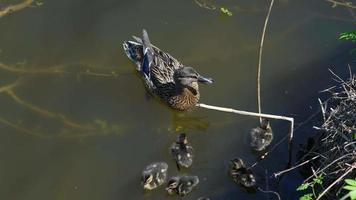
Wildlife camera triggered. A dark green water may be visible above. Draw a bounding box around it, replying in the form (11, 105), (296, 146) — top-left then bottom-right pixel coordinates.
(0, 0), (355, 199)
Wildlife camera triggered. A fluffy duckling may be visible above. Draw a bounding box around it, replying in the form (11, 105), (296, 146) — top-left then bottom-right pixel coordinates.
(141, 162), (168, 190)
(229, 158), (256, 188)
(166, 175), (199, 196)
(170, 133), (194, 170)
(250, 118), (273, 151)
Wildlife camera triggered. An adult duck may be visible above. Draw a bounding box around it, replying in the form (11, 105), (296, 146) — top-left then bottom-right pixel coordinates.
(123, 29), (213, 110)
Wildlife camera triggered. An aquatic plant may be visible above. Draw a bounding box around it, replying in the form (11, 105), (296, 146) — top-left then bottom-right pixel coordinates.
(293, 71), (356, 200)
(341, 179), (356, 200)
(297, 175), (324, 200)
(339, 31), (356, 42)
(220, 7), (233, 16)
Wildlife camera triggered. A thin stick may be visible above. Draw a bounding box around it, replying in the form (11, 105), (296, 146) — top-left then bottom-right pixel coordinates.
(273, 155), (320, 177)
(326, 0), (356, 9)
(0, 0), (35, 18)
(315, 162), (356, 200)
(196, 103), (294, 143)
(257, 0), (275, 123)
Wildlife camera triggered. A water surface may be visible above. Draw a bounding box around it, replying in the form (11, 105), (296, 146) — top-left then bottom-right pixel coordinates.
(0, 0), (355, 199)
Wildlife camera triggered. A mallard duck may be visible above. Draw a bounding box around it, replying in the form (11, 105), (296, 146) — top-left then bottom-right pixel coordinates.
(229, 158), (256, 188)
(250, 118), (273, 151)
(166, 174), (199, 196)
(170, 133), (194, 170)
(123, 29), (213, 110)
(141, 162), (168, 190)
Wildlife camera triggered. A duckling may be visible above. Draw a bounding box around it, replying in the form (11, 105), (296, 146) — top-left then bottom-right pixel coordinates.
(170, 133), (194, 170)
(229, 158), (256, 188)
(123, 29), (214, 110)
(141, 162), (168, 190)
(166, 175), (200, 196)
(250, 118), (273, 151)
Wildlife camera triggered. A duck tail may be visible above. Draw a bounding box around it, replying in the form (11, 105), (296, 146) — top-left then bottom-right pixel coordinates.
(123, 40), (143, 69)
(141, 29), (154, 77)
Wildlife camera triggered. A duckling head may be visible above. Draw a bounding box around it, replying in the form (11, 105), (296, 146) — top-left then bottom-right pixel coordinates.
(230, 158), (245, 170)
(174, 67), (213, 89)
(260, 118), (270, 130)
(178, 133), (188, 145)
(142, 174), (154, 190)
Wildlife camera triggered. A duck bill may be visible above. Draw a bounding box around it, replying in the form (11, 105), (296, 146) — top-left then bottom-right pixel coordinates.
(198, 75), (214, 84)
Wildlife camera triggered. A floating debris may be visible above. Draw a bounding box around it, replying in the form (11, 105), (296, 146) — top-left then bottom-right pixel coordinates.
(194, 0), (216, 10)
(170, 133), (194, 170)
(220, 7), (233, 16)
(250, 118), (273, 151)
(229, 158), (256, 188)
(166, 175), (200, 196)
(141, 162), (168, 190)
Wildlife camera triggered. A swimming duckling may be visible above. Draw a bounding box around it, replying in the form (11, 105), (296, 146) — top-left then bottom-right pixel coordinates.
(250, 118), (273, 151)
(170, 133), (194, 170)
(166, 174), (200, 196)
(123, 30), (214, 110)
(229, 158), (256, 188)
(141, 162), (168, 190)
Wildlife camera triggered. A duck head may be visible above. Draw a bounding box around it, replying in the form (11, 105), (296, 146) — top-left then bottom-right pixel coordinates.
(174, 67), (213, 88)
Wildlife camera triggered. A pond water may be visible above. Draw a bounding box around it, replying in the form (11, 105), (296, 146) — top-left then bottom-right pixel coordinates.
(0, 0), (355, 199)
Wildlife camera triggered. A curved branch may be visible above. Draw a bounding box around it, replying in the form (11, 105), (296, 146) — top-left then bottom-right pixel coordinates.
(257, 0), (275, 123)
(0, 0), (35, 18)
(6, 89), (94, 130)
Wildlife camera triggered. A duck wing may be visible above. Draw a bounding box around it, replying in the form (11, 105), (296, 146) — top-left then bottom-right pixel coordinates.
(136, 31), (184, 86)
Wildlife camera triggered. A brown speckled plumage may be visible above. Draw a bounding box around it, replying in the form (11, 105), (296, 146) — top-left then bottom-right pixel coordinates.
(123, 30), (212, 110)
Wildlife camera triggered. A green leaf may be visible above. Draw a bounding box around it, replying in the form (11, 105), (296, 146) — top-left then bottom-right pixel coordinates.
(220, 7), (233, 16)
(314, 175), (323, 185)
(297, 182), (311, 191)
(345, 179), (356, 187)
(350, 190), (356, 200)
(299, 193), (313, 200)
(339, 30), (356, 42)
(343, 185), (356, 191)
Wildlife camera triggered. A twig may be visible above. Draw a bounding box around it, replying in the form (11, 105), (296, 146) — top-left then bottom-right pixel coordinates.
(326, 0), (356, 9)
(196, 103), (294, 146)
(273, 155), (320, 177)
(257, 187), (281, 200)
(257, 0), (275, 123)
(6, 89), (94, 130)
(0, 62), (68, 74)
(315, 162), (356, 200)
(0, 0), (35, 18)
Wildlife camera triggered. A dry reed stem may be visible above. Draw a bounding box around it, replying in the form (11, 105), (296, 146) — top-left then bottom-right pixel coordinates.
(0, 0), (35, 18)
(257, 0), (275, 123)
(316, 162), (356, 200)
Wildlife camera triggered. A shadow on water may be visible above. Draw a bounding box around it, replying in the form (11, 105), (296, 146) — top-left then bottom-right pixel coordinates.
(0, 0), (355, 199)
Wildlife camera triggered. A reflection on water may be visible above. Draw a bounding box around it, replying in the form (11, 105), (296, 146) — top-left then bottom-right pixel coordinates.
(0, 0), (355, 199)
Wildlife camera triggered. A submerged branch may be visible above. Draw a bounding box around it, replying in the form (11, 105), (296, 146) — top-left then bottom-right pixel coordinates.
(326, 0), (356, 9)
(6, 89), (93, 130)
(0, 80), (22, 93)
(0, 62), (68, 75)
(0, 117), (48, 137)
(0, 0), (35, 18)
(0, 61), (124, 78)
